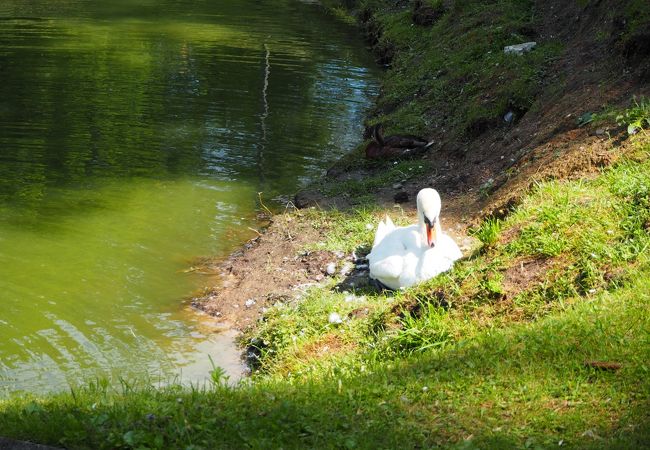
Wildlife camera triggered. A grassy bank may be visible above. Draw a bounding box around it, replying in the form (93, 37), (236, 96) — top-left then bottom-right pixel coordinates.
(2, 0), (650, 448)
(1, 135), (648, 449)
(324, 0), (648, 139)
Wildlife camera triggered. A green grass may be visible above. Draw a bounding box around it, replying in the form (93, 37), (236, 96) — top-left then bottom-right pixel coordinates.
(1, 261), (648, 448)
(471, 217), (502, 247)
(320, 158), (431, 199)
(303, 204), (412, 253)
(4, 138), (649, 449)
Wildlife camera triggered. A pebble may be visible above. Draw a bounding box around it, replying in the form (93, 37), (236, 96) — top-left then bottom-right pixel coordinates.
(340, 262), (354, 276)
(355, 264), (369, 270)
(504, 41), (537, 55)
(328, 312), (343, 324)
(333, 250), (345, 259)
(245, 299), (256, 308)
(392, 182), (403, 189)
(504, 111), (515, 123)
(326, 262), (337, 275)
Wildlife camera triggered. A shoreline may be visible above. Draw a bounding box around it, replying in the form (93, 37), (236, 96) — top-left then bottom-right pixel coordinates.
(190, 0), (649, 354)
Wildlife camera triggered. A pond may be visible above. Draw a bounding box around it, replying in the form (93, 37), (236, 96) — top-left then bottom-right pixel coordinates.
(0, 0), (378, 394)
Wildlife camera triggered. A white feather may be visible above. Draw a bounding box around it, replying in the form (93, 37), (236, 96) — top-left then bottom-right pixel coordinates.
(372, 215), (396, 247)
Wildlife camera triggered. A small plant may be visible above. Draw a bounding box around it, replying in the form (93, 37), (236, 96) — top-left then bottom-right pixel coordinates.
(616, 96), (650, 135)
(472, 217), (502, 247)
(390, 302), (451, 354)
(481, 272), (505, 299)
(208, 355), (230, 387)
(592, 96), (650, 135)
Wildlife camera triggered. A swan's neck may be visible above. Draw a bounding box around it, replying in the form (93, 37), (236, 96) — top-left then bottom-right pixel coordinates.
(418, 215), (442, 249)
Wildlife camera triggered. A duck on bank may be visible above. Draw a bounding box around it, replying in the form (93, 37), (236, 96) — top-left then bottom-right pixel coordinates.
(364, 123), (433, 159)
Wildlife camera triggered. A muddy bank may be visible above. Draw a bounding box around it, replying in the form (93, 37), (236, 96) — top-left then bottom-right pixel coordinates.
(191, 213), (343, 330)
(190, 193), (477, 330)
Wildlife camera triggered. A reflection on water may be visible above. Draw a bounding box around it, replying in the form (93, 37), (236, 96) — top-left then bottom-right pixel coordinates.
(0, 0), (378, 394)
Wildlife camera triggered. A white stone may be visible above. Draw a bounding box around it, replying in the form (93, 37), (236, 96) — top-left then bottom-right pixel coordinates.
(504, 41), (537, 55)
(340, 262), (354, 276)
(328, 312), (343, 324)
(326, 262), (336, 275)
(245, 299), (256, 308)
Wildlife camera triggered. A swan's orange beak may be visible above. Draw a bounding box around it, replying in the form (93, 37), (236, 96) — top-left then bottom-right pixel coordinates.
(426, 223), (437, 248)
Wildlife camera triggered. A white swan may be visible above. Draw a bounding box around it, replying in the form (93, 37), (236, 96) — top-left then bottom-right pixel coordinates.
(368, 188), (462, 290)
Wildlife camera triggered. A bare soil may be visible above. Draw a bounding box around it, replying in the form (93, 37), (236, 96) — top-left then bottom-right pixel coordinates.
(191, 214), (356, 330)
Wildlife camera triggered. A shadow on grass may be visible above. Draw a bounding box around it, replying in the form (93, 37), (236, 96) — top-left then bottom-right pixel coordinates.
(1, 282), (649, 449)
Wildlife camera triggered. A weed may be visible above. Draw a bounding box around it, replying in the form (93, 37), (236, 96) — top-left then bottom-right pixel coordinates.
(592, 96), (650, 135)
(389, 302), (451, 354)
(208, 355), (230, 387)
(472, 217), (502, 247)
(616, 96), (650, 135)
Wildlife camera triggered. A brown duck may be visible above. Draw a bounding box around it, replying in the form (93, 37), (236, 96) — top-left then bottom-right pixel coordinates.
(364, 124), (433, 160)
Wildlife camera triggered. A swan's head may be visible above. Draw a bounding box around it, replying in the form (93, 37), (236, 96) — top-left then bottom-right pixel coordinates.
(416, 188), (441, 248)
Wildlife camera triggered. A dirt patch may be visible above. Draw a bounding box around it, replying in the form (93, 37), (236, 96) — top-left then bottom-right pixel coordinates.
(502, 257), (554, 295)
(191, 214), (357, 330)
(294, 333), (357, 361)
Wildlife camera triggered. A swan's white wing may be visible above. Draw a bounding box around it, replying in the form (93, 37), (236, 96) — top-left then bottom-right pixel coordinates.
(372, 215), (396, 247)
(369, 254), (404, 280)
(369, 226), (420, 289)
(415, 234), (462, 281)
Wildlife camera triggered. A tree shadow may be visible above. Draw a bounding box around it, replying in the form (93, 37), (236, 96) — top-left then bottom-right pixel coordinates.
(1, 296), (648, 449)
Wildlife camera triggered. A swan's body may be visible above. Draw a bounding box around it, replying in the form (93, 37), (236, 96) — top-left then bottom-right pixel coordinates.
(368, 189), (461, 290)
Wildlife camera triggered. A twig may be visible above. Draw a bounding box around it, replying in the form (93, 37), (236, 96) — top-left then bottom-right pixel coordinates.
(257, 191), (274, 217)
(584, 361), (622, 371)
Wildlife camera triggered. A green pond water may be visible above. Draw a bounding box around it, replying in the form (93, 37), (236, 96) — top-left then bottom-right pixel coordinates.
(0, 0), (378, 394)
